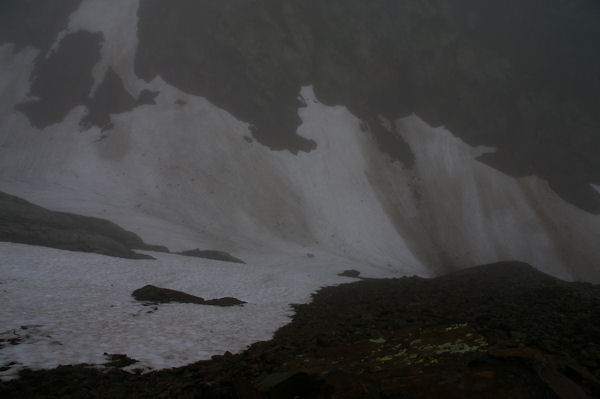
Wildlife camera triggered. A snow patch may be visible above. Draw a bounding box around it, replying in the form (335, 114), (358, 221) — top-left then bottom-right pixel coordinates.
(47, 0), (144, 95)
(0, 44), (38, 123)
(65, 0), (142, 95)
(0, 242), (392, 380)
(369, 115), (600, 281)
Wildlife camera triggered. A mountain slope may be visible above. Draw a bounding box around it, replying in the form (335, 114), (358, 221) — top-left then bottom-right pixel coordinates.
(0, 191), (166, 258)
(0, 0), (599, 281)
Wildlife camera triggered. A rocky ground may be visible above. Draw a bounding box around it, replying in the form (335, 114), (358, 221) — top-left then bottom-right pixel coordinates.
(1, 261), (599, 398)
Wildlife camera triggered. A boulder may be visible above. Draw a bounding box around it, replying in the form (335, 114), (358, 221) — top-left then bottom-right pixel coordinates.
(132, 285), (245, 307)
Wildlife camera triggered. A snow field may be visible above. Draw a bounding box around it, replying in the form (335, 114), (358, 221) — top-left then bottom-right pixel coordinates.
(0, 242), (388, 380)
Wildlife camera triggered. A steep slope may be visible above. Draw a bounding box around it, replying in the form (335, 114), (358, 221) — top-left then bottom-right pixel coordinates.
(0, 0), (599, 282)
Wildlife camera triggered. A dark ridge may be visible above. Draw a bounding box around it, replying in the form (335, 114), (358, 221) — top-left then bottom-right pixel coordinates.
(132, 285), (246, 307)
(81, 68), (138, 130)
(136, 0), (600, 213)
(136, 89), (159, 106)
(2, 261), (599, 397)
(177, 249), (246, 264)
(80, 69), (160, 131)
(0, 191), (168, 259)
(15, 30), (103, 129)
(0, 0), (82, 53)
(135, 0), (317, 155)
(547, 177), (600, 215)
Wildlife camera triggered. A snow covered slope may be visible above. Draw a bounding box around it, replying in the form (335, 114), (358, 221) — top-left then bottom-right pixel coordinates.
(0, 0), (599, 278)
(0, 0), (599, 376)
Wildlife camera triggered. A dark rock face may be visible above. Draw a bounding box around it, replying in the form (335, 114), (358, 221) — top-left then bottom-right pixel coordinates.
(0, 0), (83, 53)
(177, 249), (245, 264)
(136, 0), (317, 155)
(4, 1), (157, 132)
(0, 191), (167, 259)
(4, 1), (599, 212)
(136, 0), (600, 213)
(81, 68), (159, 131)
(132, 285), (246, 306)
(14, 32), (158, 132)
(80, 68), (137, 130)
(15, 30), (103, 129)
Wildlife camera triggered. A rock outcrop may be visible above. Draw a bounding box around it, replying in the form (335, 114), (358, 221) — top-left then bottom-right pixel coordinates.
(132, 285), (246, 307)
(177, 249), (245, 264)
(0, 191), (167, 259)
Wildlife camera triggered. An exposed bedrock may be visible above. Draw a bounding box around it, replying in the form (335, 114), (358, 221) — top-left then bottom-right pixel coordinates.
(0, 0), (83, 53)
(136, 0), (600, 213)
(0, 0), (598, 282)
(0, 191), (167, 259)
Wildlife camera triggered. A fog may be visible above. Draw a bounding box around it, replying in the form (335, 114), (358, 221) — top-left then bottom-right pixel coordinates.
(1, 0), (599, 376)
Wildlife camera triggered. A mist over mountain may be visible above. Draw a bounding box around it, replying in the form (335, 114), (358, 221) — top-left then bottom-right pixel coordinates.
(2, 0), (599, 280)
(1, 0), (600, 383)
